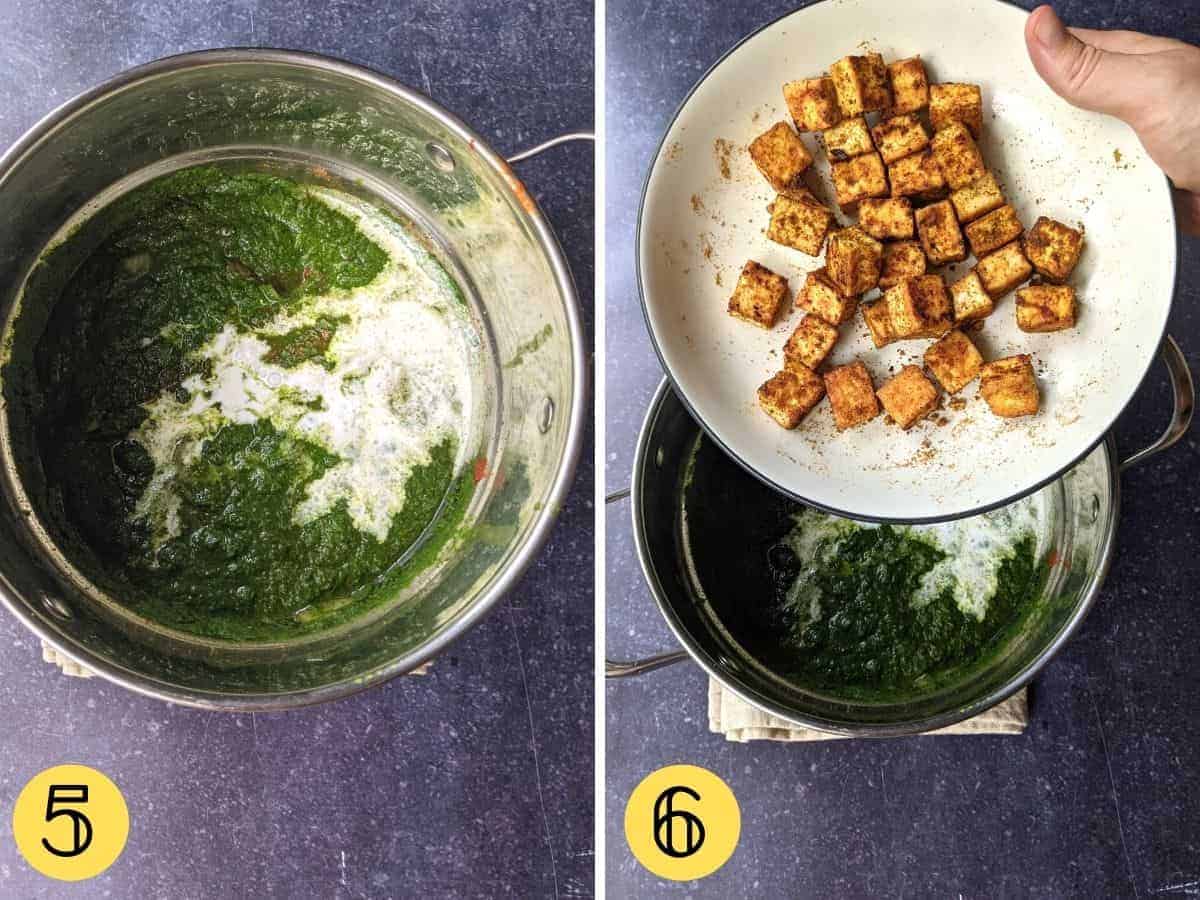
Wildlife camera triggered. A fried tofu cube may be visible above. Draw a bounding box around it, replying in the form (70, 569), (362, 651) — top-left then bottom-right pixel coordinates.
(783, 77), (843, 131)
(976, 241), (1032, 298)
(980, 355), (1039, 418)
(830, 53), (891, 116)
(884, 274), (951, 338)
(949, 270), (994, 322)
(888, 150), (946, 198)
(924, 329), (984, 393)
(758, 367), (825, 428)
(877, 365), (939, 429)
(965, 204), (1024, 257)
(930, 82), (983, 138)
(931, 122), (987, 190)
(887, 57), (929, 115)
(784, 314), (840, 370)
(862, 299), (897, 348)
(1016, 283), (1077, 332)
(748, 121), (814, 191)
(799, 267), (860, 325)
(823, 360), (880, 430)
(950, 172), (1005, 223)
(871, 114), (930, 164)
(822, 116), (875, 160)
(766, 192), (834, 256)
(915, 200), (967, 265)
(826, 227), (883, 296)
(831, 152), (889, 209)
(1024, 216), (1085, 282)
(879, 240), (927, 289)
(859, 198), (914, 241)
(728, 260), (789, 328)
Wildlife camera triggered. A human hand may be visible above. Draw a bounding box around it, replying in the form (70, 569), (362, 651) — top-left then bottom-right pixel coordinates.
(1024, 4), (1200, 234)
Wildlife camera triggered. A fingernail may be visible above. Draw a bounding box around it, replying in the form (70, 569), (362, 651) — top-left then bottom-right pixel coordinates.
(1033, 6), (1065, 49)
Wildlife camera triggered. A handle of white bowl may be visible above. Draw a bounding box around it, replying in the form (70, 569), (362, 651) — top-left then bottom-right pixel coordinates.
(1121, 335), (1194, 472)
(507, 132), (594, 164)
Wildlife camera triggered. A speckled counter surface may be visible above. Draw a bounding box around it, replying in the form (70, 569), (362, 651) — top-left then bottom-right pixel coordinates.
(0, 2), (593, 897)
(606, 1), (1199, 897)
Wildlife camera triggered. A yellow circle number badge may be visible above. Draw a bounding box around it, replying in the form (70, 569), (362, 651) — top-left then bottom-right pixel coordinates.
(624, 764), (740, 881)
(11, 764), (129, 881)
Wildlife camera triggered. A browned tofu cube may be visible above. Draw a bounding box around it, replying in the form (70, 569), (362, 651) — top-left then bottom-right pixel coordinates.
(823, 360), (880, 430)
(830, 53), (891, 116)
(871, 114), (930, 164)
(783, 77), (843, 132)
(931, 122), (986, 190)
(879, 240), (927, 289)
(784, 314), (839, 370)
(930, 82), (983, 138)
(980, 355), (1040, 418)
(924, 329), (984, 394)
(799, 267), (859, 325)
(766, 192), (834, 256)
(950, 172), (1005, 223)
(888, 150), (946, 198)
(949, 270), (994, 322)
(758, 367), (825, 428)
(884, 274), (951, 338)
(728, 260), (789, 328)
(1024, 216), (1085, 282)
(915, 200), (967, 265)
(1016, 283), (1077, 332)
(831, 152), (889, 209)
(859, 198), (914, 241)
(976, 241), (1032, 298)
(862, 299), (897, 348)
(965, 204), (1023, 257)
(748, 121), (814, 191)
(826, 227), (883, 296)
(887, 57), (929, 115)
(877, 365), (939, 429)
(822, 116), (875, 160)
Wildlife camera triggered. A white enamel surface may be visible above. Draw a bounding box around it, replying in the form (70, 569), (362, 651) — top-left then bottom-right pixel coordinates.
(639, 0), (1175, 520)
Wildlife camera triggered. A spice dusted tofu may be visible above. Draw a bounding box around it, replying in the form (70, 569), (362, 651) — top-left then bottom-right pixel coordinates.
(884, 274), (952, 339)
(930, 82), (983, 138)
(950, 172), (1005, 223)
(975, 241), (1032, 298)
(886, 57), (929, 115)
(888, 150), (946, 198)
(799, 267), (860, 325)
(930, 122), (986, 190)
(859, 198), (914, 241)
(924, 329), (984, 394)
(748, 121), (814, 191)
(980, 355), (1040, 418)
(826, 226), (883, 296)
(766, 192), (835, 256)
(862, 299), (897, 348)
(879, 240), (926, 289)
(758, 367), (826, 429)
(829, 53), (891, 116)
(728, 260), (789, 328)
(915, 200), (966, 265)
(949, 270), (994, 322)
(784, 314), (840, 370)
(964, 204), (1024, 257)
(831, 152), (889, 209)
(823, 360), (880, 430)
(1016, 282), (1077, 332)
(783, 77), (843, 131)
(1024, 216), (1085, 282)
(877, 365), (939, 429)
(871, 114), (930, 165)
(822, 116), (875, 161)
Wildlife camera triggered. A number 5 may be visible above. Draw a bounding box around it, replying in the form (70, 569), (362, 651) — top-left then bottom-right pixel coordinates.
(42, 785), (93, 858)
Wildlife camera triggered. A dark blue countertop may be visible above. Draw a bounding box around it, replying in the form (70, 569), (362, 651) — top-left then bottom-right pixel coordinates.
(0, 1), (593, 897)
(606, 1), (1200, 897)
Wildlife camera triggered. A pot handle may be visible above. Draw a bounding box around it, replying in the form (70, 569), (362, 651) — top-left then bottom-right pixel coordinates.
(506, 132), (594, 164)
(1121, 334), (1194, 472)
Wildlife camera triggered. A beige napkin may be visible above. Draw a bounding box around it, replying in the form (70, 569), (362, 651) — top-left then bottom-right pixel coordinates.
(708, 678), (1027, 741)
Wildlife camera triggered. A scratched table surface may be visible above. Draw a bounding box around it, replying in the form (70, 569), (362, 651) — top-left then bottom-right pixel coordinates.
(606, 1), (1200, 897)
(0, 1), (593, 897)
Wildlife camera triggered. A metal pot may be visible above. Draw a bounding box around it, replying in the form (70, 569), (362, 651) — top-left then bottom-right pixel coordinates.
(607, 337), (1192, 737)
(0, 50), (588, 709)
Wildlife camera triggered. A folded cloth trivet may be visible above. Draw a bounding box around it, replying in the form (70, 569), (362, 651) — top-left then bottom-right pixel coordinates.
(708, 678), (1027, 741)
